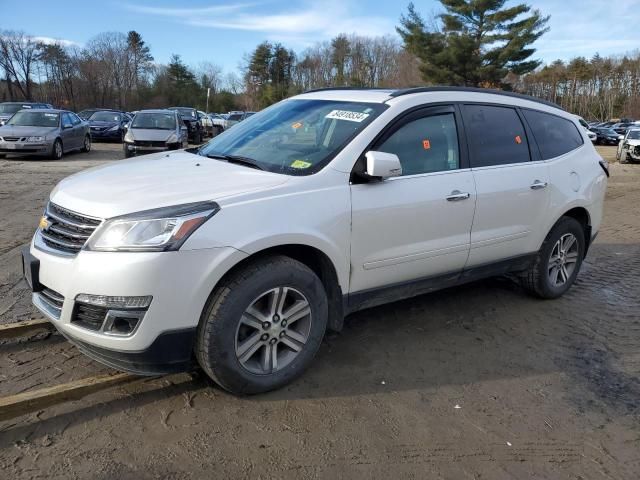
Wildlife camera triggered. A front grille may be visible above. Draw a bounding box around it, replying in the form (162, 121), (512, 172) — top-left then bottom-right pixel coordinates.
(39, 202), (102, 255)
(91, 127), (106, 132)
(2, 136), (23, 142)
(134, 140), (166, 148)
(72, 302), (108, 331)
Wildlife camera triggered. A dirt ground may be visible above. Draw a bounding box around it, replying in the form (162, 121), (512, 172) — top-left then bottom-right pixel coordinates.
(0, 144), (638, 479)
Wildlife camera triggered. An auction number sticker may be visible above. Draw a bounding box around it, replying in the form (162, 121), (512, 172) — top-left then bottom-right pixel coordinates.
(325, 110), (370, 122)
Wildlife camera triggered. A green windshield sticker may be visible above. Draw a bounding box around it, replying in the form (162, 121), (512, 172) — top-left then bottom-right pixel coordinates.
(291, 160), (312, 169)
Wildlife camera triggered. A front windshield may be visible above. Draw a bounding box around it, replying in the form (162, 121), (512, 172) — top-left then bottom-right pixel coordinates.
(0, 104), (30, 114)
(627, 130), (640, 140)
(198, 99), (386, 175)
(131, 113), (176, 130)
(7, 111), (59, 127)
(90, 111), (121, 122)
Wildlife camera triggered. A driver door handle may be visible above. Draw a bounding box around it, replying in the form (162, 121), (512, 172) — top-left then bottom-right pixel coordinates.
(530, 180), (548, 190)
(446, 190), (471, 201)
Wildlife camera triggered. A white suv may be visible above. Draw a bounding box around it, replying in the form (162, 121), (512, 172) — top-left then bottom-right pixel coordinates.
(23, 87), (608, 394)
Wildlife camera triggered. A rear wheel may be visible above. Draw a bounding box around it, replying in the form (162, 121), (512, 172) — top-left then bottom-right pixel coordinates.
(521, 217), (585, 299)
(196, 255), (328, 394)
(50, 139), (63, 160)
(124, 146), (134, 158)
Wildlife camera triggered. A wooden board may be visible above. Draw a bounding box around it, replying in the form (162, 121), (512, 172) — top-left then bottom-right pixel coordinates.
(0, 372), (140, 422)
(0, 319), (55, 340)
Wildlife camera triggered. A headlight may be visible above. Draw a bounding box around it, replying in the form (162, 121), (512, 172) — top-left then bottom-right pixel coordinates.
(86, 201), (219, 252)
(124, 131), (134, 143)
(108, 125), (120, 131)
(27, 136), (45, 142)
(166, 133), (178, 143)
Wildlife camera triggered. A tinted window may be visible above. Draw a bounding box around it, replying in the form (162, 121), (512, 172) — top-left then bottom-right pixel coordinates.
(462, 105), (530, 167)
(62, 113), (73, 127)
(522, 109), (584, 159)
(70, 112), (81, 125)
(90, 111), (121, 122)
(377, 113), (459, 176)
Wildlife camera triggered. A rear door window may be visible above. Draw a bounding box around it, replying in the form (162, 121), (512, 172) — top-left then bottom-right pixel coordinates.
(461, 104), (530, 167)
(521, 109), (584, 159)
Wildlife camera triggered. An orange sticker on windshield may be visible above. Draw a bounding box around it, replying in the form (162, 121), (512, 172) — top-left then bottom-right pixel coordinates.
(515, 135), (522, 144)
(422, 139), (431, 150)
(292, 122), (303, 129)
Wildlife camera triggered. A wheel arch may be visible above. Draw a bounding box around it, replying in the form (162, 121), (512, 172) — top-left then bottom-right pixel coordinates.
(556, 206), (592, 256)
(210, 244), (345, 332)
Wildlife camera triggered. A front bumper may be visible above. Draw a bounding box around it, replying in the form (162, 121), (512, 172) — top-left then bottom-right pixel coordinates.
(90, 129), (121, 140)
(0, 140), (52, 155)
(28, 237), (247, 372)
(124, 141), (180, 154)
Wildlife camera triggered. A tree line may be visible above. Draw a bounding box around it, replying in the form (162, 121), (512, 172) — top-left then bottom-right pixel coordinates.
(1, 1), (638, 120)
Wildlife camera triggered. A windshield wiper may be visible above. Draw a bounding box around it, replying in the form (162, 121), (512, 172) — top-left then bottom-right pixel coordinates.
(202, 153), (264, 170)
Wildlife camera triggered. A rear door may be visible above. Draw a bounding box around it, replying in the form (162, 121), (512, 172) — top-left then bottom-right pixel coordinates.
(461, 104), (550, 267)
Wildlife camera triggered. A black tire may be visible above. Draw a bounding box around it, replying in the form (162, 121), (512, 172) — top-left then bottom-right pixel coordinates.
(195, 255), (328, 394)
(124, 147), (134, 158)
(81, 134), (91, 153)
(50, 139), (63, 160)
(0, 154), (5, 159)
(520, 217), (585, 299)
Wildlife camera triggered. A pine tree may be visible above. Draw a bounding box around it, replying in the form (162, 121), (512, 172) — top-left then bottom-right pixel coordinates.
(397, 1), (549, 87)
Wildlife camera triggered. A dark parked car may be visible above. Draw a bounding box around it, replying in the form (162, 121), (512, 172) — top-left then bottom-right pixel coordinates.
(167, 107), (203, 144)
(592, 127), (621, 145)
(87, 110), (131, 142)
(612, 122), (635, 135)
(0, 102), (53, 125)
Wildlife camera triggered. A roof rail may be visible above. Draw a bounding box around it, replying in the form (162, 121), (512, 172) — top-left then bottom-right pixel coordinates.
(303, 87), (393, 94)
(389, 86), (563, 110)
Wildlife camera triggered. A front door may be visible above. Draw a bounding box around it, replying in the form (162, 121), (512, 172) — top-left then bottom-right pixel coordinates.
(349, 106), (476, 294)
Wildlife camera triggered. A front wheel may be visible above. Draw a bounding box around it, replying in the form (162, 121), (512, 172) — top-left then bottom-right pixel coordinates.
(521, 217), (585, 299)
(195, 255), (328, 394)
(82, 135), (91, 152)
(50, 139), (63, 160)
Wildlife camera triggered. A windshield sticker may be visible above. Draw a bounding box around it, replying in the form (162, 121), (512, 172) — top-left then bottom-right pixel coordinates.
(515, 135), (522, 144)
(290, 159), (312, 169)
(422, 139), (431, 150)
(44, 113), (57, 118)
(325, 110), (370, 123)
(292, 121), (303, 129)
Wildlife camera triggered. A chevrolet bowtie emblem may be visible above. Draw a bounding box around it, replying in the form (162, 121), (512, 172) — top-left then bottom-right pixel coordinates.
(38, 216), (50, 231)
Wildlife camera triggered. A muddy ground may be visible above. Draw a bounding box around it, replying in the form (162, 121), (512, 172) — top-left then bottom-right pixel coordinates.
(0, 144), (638, 479)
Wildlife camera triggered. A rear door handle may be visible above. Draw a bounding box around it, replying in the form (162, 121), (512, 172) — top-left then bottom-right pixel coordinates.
(530, 180), (548, 190)
(446, 190), (471, 201)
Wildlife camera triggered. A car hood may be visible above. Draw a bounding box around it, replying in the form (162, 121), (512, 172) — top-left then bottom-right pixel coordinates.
(50, 150), (289, 218)
(625, 139), (640, 146)
(129, 128), (176, 141)
(0, 125), (58, 137)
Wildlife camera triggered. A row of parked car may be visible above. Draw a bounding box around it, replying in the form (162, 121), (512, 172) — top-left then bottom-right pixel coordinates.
(0, 101), (257, 160)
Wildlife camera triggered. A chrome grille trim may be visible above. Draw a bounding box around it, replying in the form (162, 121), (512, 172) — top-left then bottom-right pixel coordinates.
(33, 287), (65, 321)
(35, 202), (103, 256)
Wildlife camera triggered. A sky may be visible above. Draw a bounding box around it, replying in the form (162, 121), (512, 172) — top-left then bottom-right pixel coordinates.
(2, 0), (639, 74)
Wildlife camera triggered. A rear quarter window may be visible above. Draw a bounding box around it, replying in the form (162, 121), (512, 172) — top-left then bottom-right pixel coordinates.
(521, 109), (584, 160)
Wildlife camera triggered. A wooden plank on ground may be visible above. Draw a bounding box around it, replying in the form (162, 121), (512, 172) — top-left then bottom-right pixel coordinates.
(0, 319), (54, 340)
(0, 372), (140, 422)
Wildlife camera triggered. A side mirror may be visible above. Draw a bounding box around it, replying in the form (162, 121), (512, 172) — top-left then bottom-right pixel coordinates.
(123, 123), (130, 130)
(365, 151), (402, 179)
(181, 125), (187, 131)
(63, 124), (72, 130)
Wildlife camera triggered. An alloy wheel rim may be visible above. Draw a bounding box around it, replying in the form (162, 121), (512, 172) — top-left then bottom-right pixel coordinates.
(55, 142), (62, 158)
(548, 233), (579, 287)
(235, 287), (312, 375)
(85, 136), (91, 151)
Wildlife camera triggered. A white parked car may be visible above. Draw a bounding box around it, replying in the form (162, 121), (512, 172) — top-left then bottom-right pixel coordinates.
(23, 87), (608, 394)
(616, 128), (640, 162)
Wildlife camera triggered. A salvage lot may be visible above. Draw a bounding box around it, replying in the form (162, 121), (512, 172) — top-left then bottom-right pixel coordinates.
(0, 145), (639, 478)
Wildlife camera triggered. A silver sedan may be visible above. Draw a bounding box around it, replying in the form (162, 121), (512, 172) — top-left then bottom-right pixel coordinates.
(123, 109), (188, 158)
(0, 109), (90, 160)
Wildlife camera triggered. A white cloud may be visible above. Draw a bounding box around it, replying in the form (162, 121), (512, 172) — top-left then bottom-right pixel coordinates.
(33, 36), (80, 47)
(123, 0), (395, 43)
